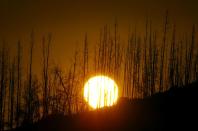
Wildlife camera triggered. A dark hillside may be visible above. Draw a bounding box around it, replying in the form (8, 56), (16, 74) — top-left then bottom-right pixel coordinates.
(14, 81), (198, 131)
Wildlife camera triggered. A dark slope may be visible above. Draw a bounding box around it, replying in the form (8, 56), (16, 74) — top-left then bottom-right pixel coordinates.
(14, 81), (198, 131)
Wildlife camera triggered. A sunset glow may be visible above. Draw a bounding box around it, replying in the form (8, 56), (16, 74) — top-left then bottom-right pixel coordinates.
(84, 75), (118, 109)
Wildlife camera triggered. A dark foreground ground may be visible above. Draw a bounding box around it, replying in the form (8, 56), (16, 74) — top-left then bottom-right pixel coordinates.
(14, 81), (198, 131)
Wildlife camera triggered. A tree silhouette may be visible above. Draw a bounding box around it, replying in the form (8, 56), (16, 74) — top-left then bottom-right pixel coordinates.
(0, 13), (198, 130)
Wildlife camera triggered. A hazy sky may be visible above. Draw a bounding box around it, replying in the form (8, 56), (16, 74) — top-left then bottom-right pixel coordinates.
(0, 0), (198, 73)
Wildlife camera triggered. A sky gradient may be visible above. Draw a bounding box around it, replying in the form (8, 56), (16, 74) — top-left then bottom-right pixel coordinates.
(0, 0), (198, 73)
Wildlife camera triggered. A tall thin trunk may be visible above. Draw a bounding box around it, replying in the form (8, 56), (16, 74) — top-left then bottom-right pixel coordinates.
(169, 25), (176, 88)
(16, 41), (22, 127)
(9, 60), (15, 129)
(27, 31), (34, 123)
(159, 11), (168, 92)
(0, 42), (6, 131)
(42, 34), (51, 117)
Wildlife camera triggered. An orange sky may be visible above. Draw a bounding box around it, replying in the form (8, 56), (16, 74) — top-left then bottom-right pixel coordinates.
(0, 0), (198, 74)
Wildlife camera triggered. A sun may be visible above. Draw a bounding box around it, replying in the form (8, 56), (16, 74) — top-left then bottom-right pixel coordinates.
(84, 75), (118, 109)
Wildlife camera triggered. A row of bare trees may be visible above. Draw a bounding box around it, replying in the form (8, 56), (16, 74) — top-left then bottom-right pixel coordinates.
(0, 14), (198, 130)
(122, 14), (198, 98)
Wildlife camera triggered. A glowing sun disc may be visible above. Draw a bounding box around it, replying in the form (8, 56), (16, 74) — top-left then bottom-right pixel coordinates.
(84, 75), (118, 109)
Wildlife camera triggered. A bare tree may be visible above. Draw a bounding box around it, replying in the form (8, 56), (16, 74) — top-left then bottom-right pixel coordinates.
(25, 31), (34, 124)
(168, 25), (176, 88)
(16, 40), (22, 127)
(0, 41), (7, 131)
(159, 11), (168, 92)
(42, 34), (52, 117)
(8, 60), (16, 129)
